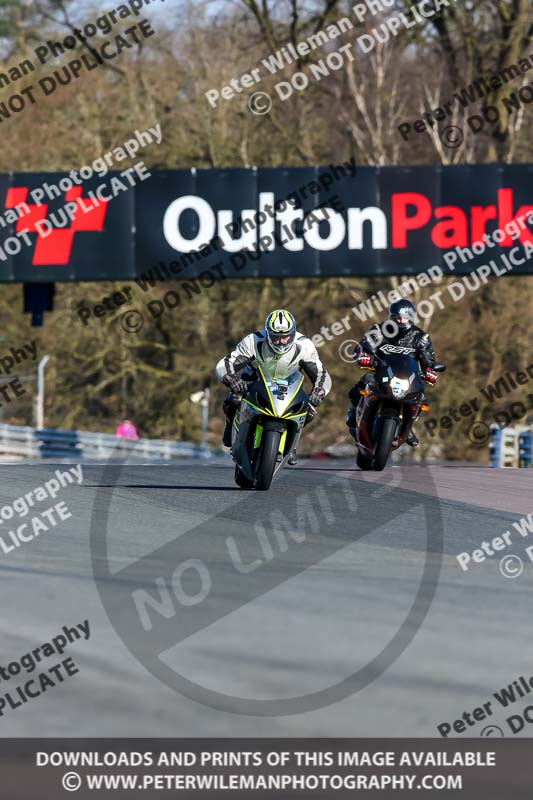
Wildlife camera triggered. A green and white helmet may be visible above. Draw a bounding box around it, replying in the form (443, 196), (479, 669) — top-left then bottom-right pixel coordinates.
(265, 309), (297, 354)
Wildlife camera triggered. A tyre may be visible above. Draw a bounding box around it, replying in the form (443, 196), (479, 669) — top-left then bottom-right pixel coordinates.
(372, 417), (398, 471)
(356, 450), (372, 471)
(255, 428), (282, 491)
(234, 464), (253, 489)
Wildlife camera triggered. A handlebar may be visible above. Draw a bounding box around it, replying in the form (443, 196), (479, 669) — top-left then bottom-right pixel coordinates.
(358, 354), (447, 380)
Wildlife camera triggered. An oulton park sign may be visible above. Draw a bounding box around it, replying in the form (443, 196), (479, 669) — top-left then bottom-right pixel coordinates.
(0, 163), (531, 281)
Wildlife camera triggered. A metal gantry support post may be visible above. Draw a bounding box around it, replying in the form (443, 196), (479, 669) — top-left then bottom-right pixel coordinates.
(36, 355), (50, 430)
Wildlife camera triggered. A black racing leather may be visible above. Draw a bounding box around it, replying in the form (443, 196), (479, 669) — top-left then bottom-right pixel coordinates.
(360, 323), (436, 369)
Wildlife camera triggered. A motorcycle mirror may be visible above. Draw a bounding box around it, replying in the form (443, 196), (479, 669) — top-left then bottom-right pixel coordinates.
(433, 362), (446, 373)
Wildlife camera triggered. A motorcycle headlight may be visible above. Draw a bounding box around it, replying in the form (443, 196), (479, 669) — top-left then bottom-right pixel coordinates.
(390, 377), (410, 398)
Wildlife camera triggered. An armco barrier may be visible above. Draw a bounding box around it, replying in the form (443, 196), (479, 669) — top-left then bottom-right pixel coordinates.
(0, 423), (213, 460)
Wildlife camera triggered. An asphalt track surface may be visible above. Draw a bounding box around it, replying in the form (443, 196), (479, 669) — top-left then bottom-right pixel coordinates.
(1, 456), (532, 737)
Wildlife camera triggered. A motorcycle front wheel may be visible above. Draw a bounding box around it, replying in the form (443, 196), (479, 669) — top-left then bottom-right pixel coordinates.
(356, 450), (372, 471)
(255, 428), (282, 491)
(372, 417), (397, 471)
(234, 464), (254, 489)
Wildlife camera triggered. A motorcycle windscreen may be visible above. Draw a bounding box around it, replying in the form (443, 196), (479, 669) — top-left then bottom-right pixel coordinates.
(378, 353), (420, 380)
(259, 367), (305, 416)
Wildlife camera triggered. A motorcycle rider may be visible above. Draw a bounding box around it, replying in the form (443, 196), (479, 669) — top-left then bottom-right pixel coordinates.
(216, 309), (332, 465)
(347, 299), (439, 447)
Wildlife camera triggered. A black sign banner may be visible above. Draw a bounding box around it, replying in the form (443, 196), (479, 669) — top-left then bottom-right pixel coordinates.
(0, 164), (532, 281)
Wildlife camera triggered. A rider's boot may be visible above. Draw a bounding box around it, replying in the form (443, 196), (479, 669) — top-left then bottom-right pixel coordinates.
(222, 395), (239, 448)
(346, 405), (358, 443)
(222, 421), (232, 447)
(289, 405), (317, 464)
(405, 406), (421, 447)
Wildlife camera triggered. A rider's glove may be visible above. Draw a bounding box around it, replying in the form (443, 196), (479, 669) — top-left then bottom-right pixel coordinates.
(222, 373), (247, 395)
(357, 353), (373, 368)
(423, 367), (438, 384)
(309, 387), (326, 407)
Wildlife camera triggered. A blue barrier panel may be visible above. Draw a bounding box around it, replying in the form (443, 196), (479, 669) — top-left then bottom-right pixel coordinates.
(488, 425), (503, 468)
(519, 431), (532, 468)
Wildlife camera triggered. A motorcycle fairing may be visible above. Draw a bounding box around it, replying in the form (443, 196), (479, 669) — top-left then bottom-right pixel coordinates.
(231, 365), (309, 482)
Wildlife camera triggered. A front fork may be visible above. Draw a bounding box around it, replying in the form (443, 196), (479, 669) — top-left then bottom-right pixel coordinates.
(396, 401), (429, 446)
(396, 404), (415, 445)
(374, 403), (402, 446)
(253, 422), (288, 455)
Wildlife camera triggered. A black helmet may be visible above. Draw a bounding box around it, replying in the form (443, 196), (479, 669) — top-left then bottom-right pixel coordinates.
(389, 300), (416, 331)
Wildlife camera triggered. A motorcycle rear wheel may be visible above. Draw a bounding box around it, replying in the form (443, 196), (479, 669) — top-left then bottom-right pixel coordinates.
(255, 429), (282, 490)
(372, 417), (397, 471)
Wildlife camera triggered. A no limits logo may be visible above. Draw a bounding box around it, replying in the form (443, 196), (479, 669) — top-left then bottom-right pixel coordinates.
(3, 186), (108, 265)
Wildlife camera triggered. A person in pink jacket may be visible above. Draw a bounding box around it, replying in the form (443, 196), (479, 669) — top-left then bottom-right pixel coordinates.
(115, 420), (139, 440)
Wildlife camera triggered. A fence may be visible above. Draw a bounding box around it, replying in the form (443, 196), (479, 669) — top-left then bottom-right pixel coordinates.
(0, 423), (213, 460)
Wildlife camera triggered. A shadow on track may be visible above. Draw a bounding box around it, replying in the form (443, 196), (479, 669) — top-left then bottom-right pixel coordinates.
(86, 484), (242, 491)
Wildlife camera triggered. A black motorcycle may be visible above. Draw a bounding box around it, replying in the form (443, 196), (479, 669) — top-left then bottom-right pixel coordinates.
(231, 365), (310, 490)
(352, 353), (446, 471)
